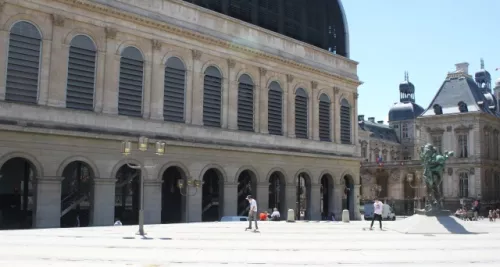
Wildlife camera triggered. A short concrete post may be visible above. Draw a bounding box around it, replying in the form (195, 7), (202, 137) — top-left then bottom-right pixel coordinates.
(287, 209), (295, 222)
(342, 209), (350, 223)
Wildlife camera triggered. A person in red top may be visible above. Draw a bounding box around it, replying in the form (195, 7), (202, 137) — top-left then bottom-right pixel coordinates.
(259, 211), (268, 221)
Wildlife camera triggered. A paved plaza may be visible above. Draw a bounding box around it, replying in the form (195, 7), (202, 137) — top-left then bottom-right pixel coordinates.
(1, 219), (500, 266)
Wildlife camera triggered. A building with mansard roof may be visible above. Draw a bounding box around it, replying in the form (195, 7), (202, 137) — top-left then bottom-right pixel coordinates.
(0, 0), (361, 229)
(359, 62), (500, 215)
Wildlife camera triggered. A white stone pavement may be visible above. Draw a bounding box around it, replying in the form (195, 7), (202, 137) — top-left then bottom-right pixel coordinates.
(1, 219), (500, 266)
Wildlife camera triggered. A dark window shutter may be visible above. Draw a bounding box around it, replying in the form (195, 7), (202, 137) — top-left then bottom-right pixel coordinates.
(294, 88), (308, 139)
(118, 47), (144, 117)
(5, 21), (42, 104)
(340, 99), (351, 144)
(229, 0), (253, 23)
(66, 35), (96, 111)
(268, 81), (283, 135)
(164, 57), (186, 122)
(203, 66), (222, 127)
(237, 74), (254, 131)
(319, 94), (331, 141)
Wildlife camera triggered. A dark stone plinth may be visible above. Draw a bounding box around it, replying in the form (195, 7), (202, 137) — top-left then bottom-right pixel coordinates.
(414, 209), (452, 216)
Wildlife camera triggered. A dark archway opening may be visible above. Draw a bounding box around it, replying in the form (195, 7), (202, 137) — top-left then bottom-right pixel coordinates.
(114, 165), (140, 225)
(202, 168), (223, 222)
(268, 171), (286, 216)
(161, 166), (185, 223)
(403, 174), (416, 216)
(320, 174), (334, 220)
(237, 170), (257, 216)
(296, 173), (312, 220)
(0, 157), (36, 229)
(375, 170), (389, 200)
(60, 161), (93, 227)
(343, 175), (354, 219)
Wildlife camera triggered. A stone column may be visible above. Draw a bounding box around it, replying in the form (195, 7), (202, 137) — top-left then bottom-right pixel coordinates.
(0, 30), (9, 100)
(143, 179), (162, 224)
(91, 178), (116, 226)
(35, 176), (63, 228)
(333, 187), (342, 220)
(256, 183), (269, 212)
(185, 67), (194, 124)
(186, 187), (202, 222)
(284, 184), (296, 219)
(94, 50), (106, 113)
(227, 59), (238, 130)
(354, 184), (361, 220)
(142, 61), (152, 119)
(309, 184), (321, 220)
(102, 28), (119, 115)
(191, 50), (203, 125)
(223, 182), (237, 216)
(149, 40), (164, 121)
(286, 75), (295, 138)
(47, 15), (68, 108)
(258, 68), (268, 134)
(38, 37), (52, 106)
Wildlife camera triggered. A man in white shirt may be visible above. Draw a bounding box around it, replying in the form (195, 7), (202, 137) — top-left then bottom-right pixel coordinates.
(246, 195), (259, 231)
(370, 198), (383, 230)
(270, 208), (280, 221)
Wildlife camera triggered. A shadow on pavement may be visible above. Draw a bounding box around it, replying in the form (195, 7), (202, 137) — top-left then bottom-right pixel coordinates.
(437, 216), (476, 234)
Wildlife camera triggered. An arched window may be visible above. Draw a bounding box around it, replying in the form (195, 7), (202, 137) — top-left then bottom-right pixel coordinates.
(203, 66), (222, 127)
(294, 88), (308, 139)
(66, 35), (97, 111)
(164, 57), (186, 122)
(237, 74), (254, 131)
(318, 93), (331, 141)
(458, 101), (468, 113)
(268, 81), (283, 136)
(459, 172), (468, 198)
(6, 21), (42, 104)
(340, 98), (351, 144)
(433, 104), (443, 115)
(118, 47), (144, 117)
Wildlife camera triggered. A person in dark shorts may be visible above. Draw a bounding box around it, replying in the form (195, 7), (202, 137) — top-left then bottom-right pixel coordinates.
(245, 195), (258, 231)
(370, 198), (383, 230)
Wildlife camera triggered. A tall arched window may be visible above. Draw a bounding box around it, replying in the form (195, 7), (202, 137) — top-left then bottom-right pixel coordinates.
(118, 47), (144, 117)
(340, 98), (351, 144)
(459, 172), (468, 198)
(319, 93), (331, 141)
(295, 88), (308, 139)
(66, 35), (97, 111)
(268, 81), (283, 136)
(164, 57), (186, 122)
(203, 66), (222, 127)
(237, 74), (254, 132)
(5, 21), (42, 104)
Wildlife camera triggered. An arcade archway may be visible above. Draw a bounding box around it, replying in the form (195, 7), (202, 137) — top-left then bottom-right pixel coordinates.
(296, 173), (312, 220)
(114, 165), (140, 225)
(320, 174), (334, 220)
(202, 168), (224, 222)
(375, 170), (389, 200)
(0, 157), (37, 229)
(343, 175), (355, 219)
(161, 166), (186, 223)
(237, 170), (257, 216)
(60, 161), (94, 227)
(268, 171), (286, 216)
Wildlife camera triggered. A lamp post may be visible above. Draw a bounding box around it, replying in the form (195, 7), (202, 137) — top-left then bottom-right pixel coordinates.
(177, 178), (203, 196)
(121, 136), (165, 236)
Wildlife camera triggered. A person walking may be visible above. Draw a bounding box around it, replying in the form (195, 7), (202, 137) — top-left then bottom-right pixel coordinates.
(370, 198), (383, 230)
(245, 195), (259, 231)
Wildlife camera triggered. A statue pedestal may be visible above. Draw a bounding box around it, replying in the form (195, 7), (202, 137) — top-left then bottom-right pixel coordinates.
(387, 213), (487, 235)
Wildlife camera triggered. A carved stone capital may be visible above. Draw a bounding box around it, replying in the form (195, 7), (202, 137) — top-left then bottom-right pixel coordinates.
(354, 93), (359, 100)
(105, 27), (117, 39)
(192, 49), (202, 60)
(227, 59), (235, 69)
(334, 86), (340, 94)
(311, 81), (318, 89)
(51, 14), (65, 27)
(152, 39), (162, 51)
(259, 67), (267, 76)
(286, 74), (294, 83)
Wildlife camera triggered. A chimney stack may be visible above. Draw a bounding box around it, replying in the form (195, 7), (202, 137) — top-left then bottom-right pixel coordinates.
(368, 117), (375, 123)
(455, 62), (469, 74)
(377, 120), (384, 124)
(358, 115), (365, 121)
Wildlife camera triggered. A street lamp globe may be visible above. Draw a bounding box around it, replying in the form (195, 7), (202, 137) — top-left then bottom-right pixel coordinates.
(155, 141), (166, 155)
(121, 141), (132, 156)
(138, 136), (149, 152)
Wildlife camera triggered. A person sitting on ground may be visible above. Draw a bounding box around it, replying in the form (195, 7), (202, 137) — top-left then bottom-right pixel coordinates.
(270, 208), (280, 221)
(259, 211), (268, 221)
(114, 218), (122, 226)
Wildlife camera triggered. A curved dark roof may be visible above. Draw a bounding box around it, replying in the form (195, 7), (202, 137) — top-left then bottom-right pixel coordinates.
(399, 81), (415, 94)
(181, 0), (349, 57)
(359, 120), (399, 143)
(388, 102), (424, 122)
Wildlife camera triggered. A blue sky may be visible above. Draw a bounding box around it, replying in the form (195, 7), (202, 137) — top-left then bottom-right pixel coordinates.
(342, 0), (500, 123)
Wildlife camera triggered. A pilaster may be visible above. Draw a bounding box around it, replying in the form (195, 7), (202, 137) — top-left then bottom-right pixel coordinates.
(353, 184), (361, 220)
(91, 178), (116, 226)
(284, 184), (296, 218)
(35, 176), (63, 228)
(309, 184), (321, 220)
(333, 187), (342, 219)
(142, 61), (152, 119)
(333, 87), (340, 143)
(287, 83), (295, 138)
(256, 183), (269, 212)
(191, 50), (203, 125)
(0, 30), (8, 100)
(223, 182), (237, 216)
(94, 51), (106, 113)
(38, 38), (52, 106)
(102, 28), (119, 115)
(143, 179), (162, 224)
(258, 68), (268, 134)
(47, 15), (68, 108)
(149, 41), (164, 120)
(312, 88), (319, 141)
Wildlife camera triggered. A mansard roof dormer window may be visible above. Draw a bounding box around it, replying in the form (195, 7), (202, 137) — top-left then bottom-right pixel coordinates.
(433, 104), (443, 115)
(458, 101), (468, 113)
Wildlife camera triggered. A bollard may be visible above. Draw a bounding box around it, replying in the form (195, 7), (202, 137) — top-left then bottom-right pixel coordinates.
(287, 209), (295, 222)
(342, 209), (350, 223)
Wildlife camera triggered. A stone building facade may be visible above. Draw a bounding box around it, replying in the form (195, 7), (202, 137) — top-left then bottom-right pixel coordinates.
(359, 62), (500, 214)
(0, 0), (361, 229)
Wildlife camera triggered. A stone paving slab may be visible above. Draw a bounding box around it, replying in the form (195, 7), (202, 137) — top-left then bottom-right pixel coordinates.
(0, 220), (500, 266)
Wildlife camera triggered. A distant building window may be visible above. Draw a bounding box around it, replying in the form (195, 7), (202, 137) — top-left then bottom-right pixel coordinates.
(340, 99), (351, 144)
(393, 124), (399, 129)
(459, 172), (469, 198)
(457, 133), (468, 158)
(432, 135), (442, 154)
(402, 123), (408, 138)
(433, 104), (443, 115)
(458, 101), (468, 113)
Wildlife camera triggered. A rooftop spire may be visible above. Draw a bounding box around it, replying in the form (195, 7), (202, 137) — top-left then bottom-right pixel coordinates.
(480, 58), (485, 69)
